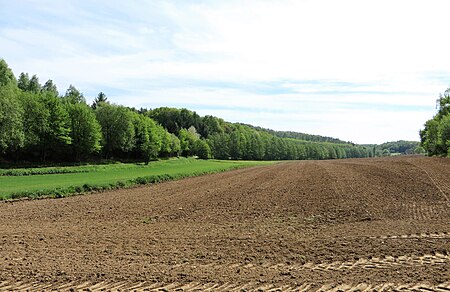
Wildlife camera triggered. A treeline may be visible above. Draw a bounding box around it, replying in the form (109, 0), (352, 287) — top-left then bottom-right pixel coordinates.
(245, 125), (349, 144)
(0, 59), (187, 163)
(420, 87), (450, 157)
(378, 140), (421, 155)
(363, 140), (424, 157)
(145, 107), (372, 160)
(379, 140), (422, 154)
(0, 58), (373, 163)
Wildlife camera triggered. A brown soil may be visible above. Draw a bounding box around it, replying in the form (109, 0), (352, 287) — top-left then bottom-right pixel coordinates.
(0, 156), (449, 291)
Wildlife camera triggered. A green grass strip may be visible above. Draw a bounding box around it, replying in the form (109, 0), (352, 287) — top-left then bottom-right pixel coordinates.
(0, 158), (274, 200)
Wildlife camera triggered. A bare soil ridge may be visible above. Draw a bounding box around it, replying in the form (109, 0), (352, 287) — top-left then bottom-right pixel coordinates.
(0, 156), (449, 290)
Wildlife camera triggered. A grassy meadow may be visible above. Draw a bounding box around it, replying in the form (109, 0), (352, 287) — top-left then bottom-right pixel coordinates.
(0, 158), (273, 200)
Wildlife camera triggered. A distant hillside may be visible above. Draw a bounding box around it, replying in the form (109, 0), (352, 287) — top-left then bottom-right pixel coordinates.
(244, 125), (424, 156)
(147, 107), (373, 160)
(241, 124), (349, 144)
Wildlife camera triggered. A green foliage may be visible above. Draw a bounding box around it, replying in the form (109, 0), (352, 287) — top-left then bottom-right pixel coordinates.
(179, 127), (199, 157)
(246, 125), (349, 144)
(436, 88), (450, 118)
(437, 115), (450, 154)
(42, 80), (59, 96)
(206, 125), (371, 161)
(0, 166), (90, 176)
(20, 91), (48, 151)
(92, 92), (107, 109)
(207, 133), (230, 159)
(229, 130), (244, 159)
(420, 87), (450, 157)
(64, 85), (86, 104)
(169, 133), (181, 157)
(198, 115), (225, 138)
(28, 75), (41, 93)
(132, 113), (162, 163)
(0, 59), (17, 87)
(0, 58), (382, 164)
(367, 140), (421, 156)
(148, 107), (202, 134)
(66, 102), (102, 160)
(42, 92), (72, 159)
(0, 60), (23, 156)
(19, 91), (71, 161)
(0, 85), (24, 153)
(414, 146), (426, 155)
(1, 60), (182, 163)
(149, 107), (372, 161)
(159, 128), (173, 157)
(95, 102), (135, 157)
(194, 139), (212, 159)
(17, 72), (30, 91)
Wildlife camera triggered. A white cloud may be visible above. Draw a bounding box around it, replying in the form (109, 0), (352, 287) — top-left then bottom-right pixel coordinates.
(0, 0), (449, 143)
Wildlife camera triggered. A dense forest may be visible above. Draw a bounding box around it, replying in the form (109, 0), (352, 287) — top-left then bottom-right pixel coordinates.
(0, 58), (416, 164)
(420, 87), (450, 157)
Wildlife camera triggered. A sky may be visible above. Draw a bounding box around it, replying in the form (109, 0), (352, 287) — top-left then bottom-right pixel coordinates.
(1, 0), (449, 144)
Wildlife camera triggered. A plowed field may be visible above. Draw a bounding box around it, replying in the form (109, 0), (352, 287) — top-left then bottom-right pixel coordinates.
(1, 156), (449, 291)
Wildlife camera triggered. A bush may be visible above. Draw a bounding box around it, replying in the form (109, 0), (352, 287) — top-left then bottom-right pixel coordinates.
(0, 167), (90, 176)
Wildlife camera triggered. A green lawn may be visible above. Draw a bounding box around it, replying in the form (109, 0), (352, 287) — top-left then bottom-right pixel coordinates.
(0, 158), (273, 200)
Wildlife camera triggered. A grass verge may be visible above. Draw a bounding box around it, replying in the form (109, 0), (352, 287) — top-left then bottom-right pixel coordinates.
(0, 158), (274, 200)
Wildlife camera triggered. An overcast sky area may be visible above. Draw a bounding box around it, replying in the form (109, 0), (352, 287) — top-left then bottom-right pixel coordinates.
(1, 0), (449, 144)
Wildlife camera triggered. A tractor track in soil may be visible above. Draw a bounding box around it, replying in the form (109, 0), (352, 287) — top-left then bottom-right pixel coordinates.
(405, 160), (450, 206)
(1, 281), (450, 292)
(0, 156), (449, 290)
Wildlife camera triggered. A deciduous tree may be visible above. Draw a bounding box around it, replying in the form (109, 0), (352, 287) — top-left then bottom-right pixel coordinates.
(95, 102), (135, 158)
(0, 86), (24, 154)
(66, 103), (102, 160)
